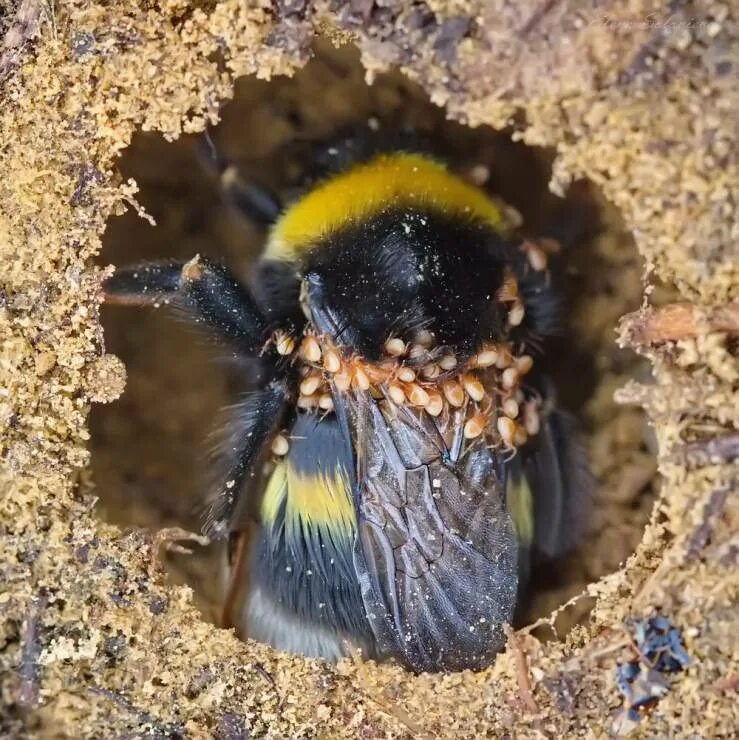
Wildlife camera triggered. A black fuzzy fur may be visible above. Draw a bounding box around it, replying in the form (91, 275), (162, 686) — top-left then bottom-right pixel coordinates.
(301, 207), (512, 360)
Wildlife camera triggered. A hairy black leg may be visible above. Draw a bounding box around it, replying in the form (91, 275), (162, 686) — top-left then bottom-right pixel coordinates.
(525, 404), (594, 557)
(105, 257), (298, 538)
(200, 132), (282, 226)
(251, 259), (303, 328)
(502, 245), (562, 342)
(204, 381), (291, 539)
(104, 256), (270, 356)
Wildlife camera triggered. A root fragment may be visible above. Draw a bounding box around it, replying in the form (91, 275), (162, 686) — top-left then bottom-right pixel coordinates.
(503, 624), (539, 714)
(619, 301), (739, 347)
(668, 433), (739, 470)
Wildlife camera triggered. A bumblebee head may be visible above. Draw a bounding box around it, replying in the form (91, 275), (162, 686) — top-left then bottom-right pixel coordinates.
(300, 207), (511, 362)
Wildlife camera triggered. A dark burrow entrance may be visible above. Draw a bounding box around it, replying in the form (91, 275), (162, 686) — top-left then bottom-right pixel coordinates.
(90, 43), (658, 644)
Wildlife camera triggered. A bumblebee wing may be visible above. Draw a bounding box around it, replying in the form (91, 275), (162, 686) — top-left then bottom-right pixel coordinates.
(335, 391), (518, 673)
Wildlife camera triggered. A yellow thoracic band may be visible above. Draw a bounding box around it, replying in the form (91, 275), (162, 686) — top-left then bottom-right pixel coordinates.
(261, 461), (356, 539)
(265, 152), (507, 260)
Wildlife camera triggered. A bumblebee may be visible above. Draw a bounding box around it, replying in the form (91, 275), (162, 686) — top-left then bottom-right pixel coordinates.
(104, 128), (591, 672)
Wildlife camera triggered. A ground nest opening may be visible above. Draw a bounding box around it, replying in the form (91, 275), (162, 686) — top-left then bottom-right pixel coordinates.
(90, 44), (658, 647)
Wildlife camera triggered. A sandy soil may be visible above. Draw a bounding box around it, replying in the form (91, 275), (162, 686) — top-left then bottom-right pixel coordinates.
(1, 1), (736, 737)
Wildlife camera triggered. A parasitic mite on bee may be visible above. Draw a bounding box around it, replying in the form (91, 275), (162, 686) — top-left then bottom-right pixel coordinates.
(104, 123), (592, 673)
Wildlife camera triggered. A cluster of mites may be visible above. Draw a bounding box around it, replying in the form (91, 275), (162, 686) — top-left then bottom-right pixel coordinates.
(268, 299), (541, 460)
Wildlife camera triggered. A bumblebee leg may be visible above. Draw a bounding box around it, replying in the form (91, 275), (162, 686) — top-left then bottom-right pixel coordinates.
(200, 132), (282, 226)
(204, 381), (291, 539)
(506, 380), (594, 565)
(221, 523), (255, 631)
(103, 256), (269, 356)
(525, 407), (593, 557)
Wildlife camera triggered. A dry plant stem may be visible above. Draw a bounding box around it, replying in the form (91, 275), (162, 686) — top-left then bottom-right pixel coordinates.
(221, 527), (251, 630)
(620, 301), (739, 347)
(252, 662), (282, 710)
(351, 651), (426, 737)
(632, 556), (675, 611)
(89, 687), (185, 735)
(669, 434), (739, 470)
(711, 674), (739, 693)
(561, 636), (634, 673)
(503, 624), (539, 713)
(687, 486), (732, 560)
(151, 527), (209, 576)
(17, 593), (47, 711)
(519, 590), (593, 638)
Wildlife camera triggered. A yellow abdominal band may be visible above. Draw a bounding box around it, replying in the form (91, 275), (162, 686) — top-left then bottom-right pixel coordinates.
(506, 475), (534, 546)
(261, 462), (356, 539)
(266, 152), (507, 260)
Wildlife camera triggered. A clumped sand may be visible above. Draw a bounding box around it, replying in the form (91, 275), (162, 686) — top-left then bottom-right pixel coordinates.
(0, 1), (736, 737)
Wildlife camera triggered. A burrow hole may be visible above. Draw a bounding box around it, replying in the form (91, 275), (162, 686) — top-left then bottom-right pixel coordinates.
(91, 44), (658, 642)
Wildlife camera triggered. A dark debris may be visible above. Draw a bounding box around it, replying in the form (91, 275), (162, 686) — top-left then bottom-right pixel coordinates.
(103, 631), (128, 667)
(434, 16), (472, 64)
(613, 615), (691, 731)
(89, 687), (186, 738)
(148, 595), (169, 615)
(71, 31), (96, 60)
(17, 593), (48, 711)
(69, 162), (104, 207)
(628, 614), (691, 673)
(542, 671), (581, 717)
(216, 712), (250, 740)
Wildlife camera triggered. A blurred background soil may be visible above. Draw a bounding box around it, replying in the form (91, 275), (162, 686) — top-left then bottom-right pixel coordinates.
(91, 43), (659, 633)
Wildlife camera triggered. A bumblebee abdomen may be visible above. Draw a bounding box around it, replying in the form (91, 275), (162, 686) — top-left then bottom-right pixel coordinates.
(251, 414), (371, 643)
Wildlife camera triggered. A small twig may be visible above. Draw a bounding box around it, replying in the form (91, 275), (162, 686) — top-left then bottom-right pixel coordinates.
(711, 674), (739, 693)
(558, 627), (636, 673)
(41, 0), (56, 40)
(253, 662), (283, 710)
(150, 527), (209, 576)
(687, 486), (731, 560)
(519, 0), (558, 36)
(619, 300), (739, 347)
(89, 687), (185, 735)
(668, 435), (739, 471)
(576, 638), (634, 669)
(349, 649), (428, 737)
(633, 555), (676, 610)
(518, 589), (593, 638)
(17, 592), (48, 711)
(503, 624), (539, 713)
(90, 686), (139, 713)
(221, 526), (252, 631)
